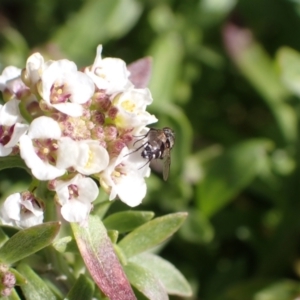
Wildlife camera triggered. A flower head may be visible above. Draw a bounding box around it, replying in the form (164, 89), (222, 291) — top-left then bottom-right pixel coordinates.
(19, 116), (66, 180)
(100, 147), (150, 207)
(0, 44), (159, 225)
(38, 60), (95, 117)
(54, 174), (99, 223)
(85, 45), (132, 95)
(0, 192), (44, 228)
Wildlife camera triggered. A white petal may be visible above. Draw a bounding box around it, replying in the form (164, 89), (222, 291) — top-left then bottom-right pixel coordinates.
(76, 177), (99, 202)
(1, 193), (22, 221)
(0, 99), (23, 126)
(56, 137), (79, 169)
(28, 116), (61, 139)
(5, 123), (28, 148)
(68, 72), (95, 104)
(25, 53), (45, 85)
(117, 172), (146, 207)
(0, 66), (21, 91)
(52, 103), (83, 117)
(19, 135), (65, 180)
(0, 145), (12, 156)
(76, 141), (109, 175)
(61, 200), (92, 223)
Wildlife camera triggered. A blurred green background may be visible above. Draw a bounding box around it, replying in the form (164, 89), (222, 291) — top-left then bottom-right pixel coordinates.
(2, 0), (300, 299)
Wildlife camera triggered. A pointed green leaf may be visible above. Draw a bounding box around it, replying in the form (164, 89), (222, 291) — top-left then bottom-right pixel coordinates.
(0, 227), (9, 247)
(129, 253), (192, 297)
(71, 215), (136, 300)
(277, 47), (300, 98)
(9, 268), (27, 286)
(17, 263), (56, 300)
(118, 212), (187, 258)
(149, 33), (183, 106)
(0, 222), (60, 264)
(66, 274), (95, 300)
(107, 230), (119, 244)
(254, 280), (300, 300)
(197, 139), (272, 217)
(93, 200), (112, 219)
(103, 211), (155, 233)
(124, 262), (168, 300)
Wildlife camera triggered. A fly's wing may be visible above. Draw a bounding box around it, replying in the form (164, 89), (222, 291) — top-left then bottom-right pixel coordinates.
(162, 154), (171, 181)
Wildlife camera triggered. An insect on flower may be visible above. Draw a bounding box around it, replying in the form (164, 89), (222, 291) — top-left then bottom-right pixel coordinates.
(131, 127), (175, 180)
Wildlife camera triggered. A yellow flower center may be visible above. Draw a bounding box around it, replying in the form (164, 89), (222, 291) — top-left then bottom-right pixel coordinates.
(121, 100), (135, 112)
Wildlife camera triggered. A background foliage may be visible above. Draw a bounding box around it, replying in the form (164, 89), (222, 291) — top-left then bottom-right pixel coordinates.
(1, 0), (300, 299)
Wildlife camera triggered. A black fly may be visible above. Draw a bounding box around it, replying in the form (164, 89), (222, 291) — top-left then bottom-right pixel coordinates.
(130, 127), (175, 180)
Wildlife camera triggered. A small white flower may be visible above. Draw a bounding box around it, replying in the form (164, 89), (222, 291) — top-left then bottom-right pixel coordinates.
(85, 45), (132, 95)
(19, 116), (65, 180)
(112, 88), (157, 129)
(55, 174), (99, 223)
(23, 52), (45, 88)
(100, 147), (150, 207)
(0, 98), (28, 156)
(0, 192), (44, 228)
(38, 59), (95, 117)
(0, 66), (30, 100)
(56, 137), (109, 175)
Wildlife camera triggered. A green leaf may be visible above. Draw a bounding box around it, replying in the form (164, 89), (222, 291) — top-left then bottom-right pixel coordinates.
(0, 156), (29, 172)
(0, 26), (29, 68)
(223, 25), (296, 143)
(9, 268), (27, 286)
(93, 200), (112, 219)
(71, 215), (136, 300)
(103, 211), (155, 233)
(118, 212), (187, 258)
(52, 236), (73, 253)
(66, 274), (95, 300)
(0, 222), (60, 264)
(0, 227), (9, 247)
(107, 230), (119, 244)
(17, 263), (56, 300)
(148, 33), (183, 106)
(197, 139), (272, 217)
(124, 262), (168, 300)
(277, 47), (300, 98)
(254, 280), (300, 300)
(129, 253), (192, 297)
(52, 0), (142, 63)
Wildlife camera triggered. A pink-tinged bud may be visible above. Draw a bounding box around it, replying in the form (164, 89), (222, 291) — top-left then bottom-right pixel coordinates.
(2, 272), (16, 289)
(61, 121), (75, 137)
(121, 132), (133, 144)
(110, 139), (126, 156)
(107, 106), (118, 120)
(91, 125), (105, 140)
(104, 125), (117, 141)
(93, 91), (111, 111)
(1, 287), (12, 297)
(91, 111), (105, 125)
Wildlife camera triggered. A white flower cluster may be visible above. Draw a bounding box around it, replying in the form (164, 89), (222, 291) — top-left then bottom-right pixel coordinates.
(0, 45), (157, 226)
